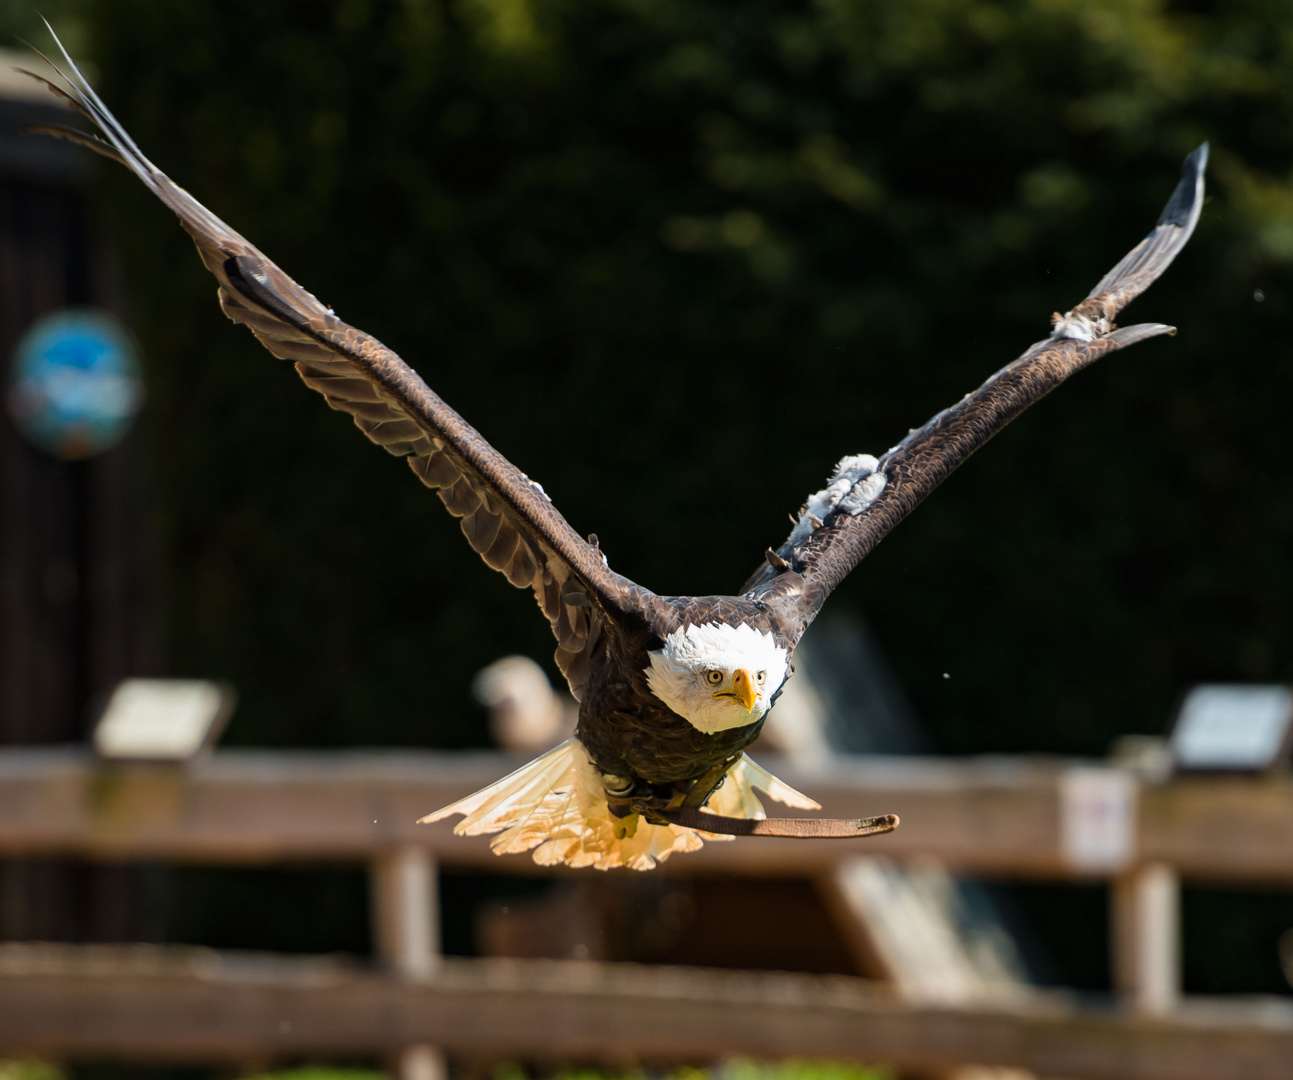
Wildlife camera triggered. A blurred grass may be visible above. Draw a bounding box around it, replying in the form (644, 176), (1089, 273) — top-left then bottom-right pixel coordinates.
(244, 1069), (387, 1080)
(0, 1060), (895, 1080)
(495, 1061), (892, 1080)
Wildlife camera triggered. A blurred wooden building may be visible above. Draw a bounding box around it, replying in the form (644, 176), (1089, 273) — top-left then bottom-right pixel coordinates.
(0, 50), (160, 943)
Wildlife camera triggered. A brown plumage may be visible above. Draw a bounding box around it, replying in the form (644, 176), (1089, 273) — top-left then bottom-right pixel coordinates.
(20, 30), (1207, 868)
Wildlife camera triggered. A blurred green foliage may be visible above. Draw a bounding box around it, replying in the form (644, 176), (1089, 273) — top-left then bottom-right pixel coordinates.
(0, 1061), (63, 1080)
(713, 1063), (889, 1080)
(50, 0), (1288, 756)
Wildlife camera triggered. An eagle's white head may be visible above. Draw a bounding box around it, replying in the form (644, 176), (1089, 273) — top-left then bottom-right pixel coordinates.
(645, 622), (789, 734)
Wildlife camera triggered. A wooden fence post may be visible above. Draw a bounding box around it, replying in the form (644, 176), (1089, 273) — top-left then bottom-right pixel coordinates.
(372, 846), (444, 1080)
(1111, 862), (1180, 1015)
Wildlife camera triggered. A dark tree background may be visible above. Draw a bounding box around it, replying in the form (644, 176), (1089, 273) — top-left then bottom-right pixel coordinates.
(5, 0), (1293, 998)
(84, 0), (1292, 755)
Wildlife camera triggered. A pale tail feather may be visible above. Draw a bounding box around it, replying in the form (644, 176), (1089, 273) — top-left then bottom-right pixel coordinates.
(419, 739), (576, 833)
(722, 755), (822, 815)
(420, 738), (819, 871)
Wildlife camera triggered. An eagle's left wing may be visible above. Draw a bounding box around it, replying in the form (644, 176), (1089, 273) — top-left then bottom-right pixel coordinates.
(744, 144), (1208, 640)
(21, 32), (654, 700)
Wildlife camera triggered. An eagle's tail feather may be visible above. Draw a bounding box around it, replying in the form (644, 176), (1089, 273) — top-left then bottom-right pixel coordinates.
(420, 738), (817, 871)
(721, 755), (821, 815)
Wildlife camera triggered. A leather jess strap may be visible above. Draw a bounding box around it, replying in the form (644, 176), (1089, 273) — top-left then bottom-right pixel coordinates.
(656, 806), (899, 839)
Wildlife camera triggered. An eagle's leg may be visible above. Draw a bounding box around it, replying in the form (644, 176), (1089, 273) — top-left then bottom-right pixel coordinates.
(601, 772), (640, 836)
(603, 766), (724, 829)
(681, 755), (741, 808)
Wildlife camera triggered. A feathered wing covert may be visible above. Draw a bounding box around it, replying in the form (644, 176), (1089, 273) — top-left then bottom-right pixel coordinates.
(17, 29), (655, 703)
(18, 32), (826, 869)
(742, 144), (1208, 644)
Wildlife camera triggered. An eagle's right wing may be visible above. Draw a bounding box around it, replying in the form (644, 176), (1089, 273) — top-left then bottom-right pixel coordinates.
(22, 32), (651, 699)
(744, 144), (1208, 640)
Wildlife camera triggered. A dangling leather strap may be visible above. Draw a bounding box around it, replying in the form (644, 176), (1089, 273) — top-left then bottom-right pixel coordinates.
(655, 806), (899, 839)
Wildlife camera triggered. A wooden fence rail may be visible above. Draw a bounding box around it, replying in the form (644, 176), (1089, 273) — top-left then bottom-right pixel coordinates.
(0, 747), (1290, 880)
(2, 747), (1292, 1077)
(0, 944), (1291, 1080)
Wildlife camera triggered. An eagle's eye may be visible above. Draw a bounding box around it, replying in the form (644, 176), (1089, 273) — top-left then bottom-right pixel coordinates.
(757, 670), (767, 684)
(705, 669), (724, 686)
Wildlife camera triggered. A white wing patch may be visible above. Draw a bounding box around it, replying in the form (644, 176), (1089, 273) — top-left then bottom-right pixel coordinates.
(1050, 308), (1109, 342)
(786, 453), (886, 548)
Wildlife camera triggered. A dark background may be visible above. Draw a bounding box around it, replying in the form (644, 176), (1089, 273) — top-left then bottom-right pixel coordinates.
(3, 0), (1293, 1005)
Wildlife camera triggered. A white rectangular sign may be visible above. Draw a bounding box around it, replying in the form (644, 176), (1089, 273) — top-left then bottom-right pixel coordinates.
(1172, 684), (1293, 771)
(93, 679), (234, 761)
(1061, 767), (1136, 873)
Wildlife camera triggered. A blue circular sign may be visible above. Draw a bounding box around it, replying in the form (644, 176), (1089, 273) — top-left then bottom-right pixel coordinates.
(7, 308), (144, 460)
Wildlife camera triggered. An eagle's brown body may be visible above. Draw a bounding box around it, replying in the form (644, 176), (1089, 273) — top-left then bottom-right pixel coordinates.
(577, 595), (786, 785)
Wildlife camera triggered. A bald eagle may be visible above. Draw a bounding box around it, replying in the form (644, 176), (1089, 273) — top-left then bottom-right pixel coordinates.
(22, 34), (1207, 870)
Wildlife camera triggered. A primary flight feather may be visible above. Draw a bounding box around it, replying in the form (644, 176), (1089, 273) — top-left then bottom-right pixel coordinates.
(22, 29), (1207, 869)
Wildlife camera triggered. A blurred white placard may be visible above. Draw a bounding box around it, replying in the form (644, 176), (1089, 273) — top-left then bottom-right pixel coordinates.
(1061, 767), (1136, 872)
(1170, 684), (1293, 772)
(93, 679), (234, 761)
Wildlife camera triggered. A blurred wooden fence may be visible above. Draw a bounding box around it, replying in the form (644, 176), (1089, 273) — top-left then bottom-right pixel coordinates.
(1, 747), (1292, 1078)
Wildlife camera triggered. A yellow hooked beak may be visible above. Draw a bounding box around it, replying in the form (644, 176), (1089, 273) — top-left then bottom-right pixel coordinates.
(731, 668), (758, 712)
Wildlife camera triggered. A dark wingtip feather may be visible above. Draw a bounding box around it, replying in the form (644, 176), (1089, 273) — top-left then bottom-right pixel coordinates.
(27, 18), (152, 168)
(21, 121), (124, 163)
(1084, 143), (1208, 305)
(1104, 322), (1177, 349)
(1156, 142), (1209, 229)
(10, 66), (86, 113)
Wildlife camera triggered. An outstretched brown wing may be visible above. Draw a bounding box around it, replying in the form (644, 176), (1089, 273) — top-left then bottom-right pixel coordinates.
(744, 144), (1208, 640)
(23, 32), (653, 699)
